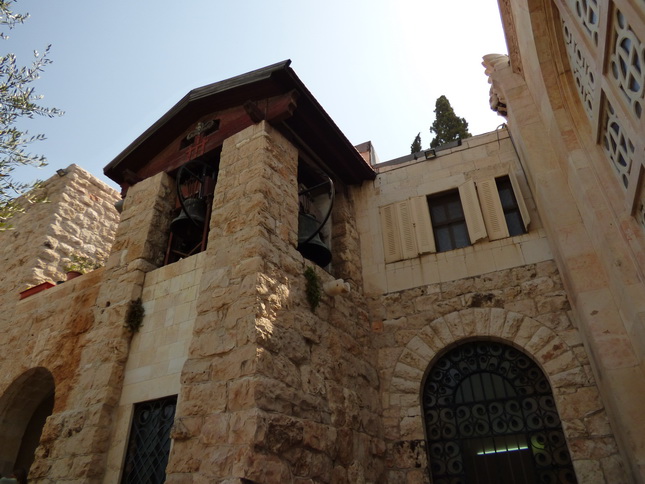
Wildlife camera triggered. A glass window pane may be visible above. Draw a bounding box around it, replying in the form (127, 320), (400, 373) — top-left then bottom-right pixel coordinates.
(429, 190), (471, 252)
(498, 185), (515, 208)
(423, 342), (578, 484)
(453, 223), (470, 248)
(446, 198), (464, 220)
(430, 203), (447, 224)
(435, 226), (452, 252)
(505, 212), (525, 236)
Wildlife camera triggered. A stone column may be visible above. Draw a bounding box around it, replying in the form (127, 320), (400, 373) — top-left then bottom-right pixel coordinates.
(167, 121), (300, 483)
(489, 60), (641, 482)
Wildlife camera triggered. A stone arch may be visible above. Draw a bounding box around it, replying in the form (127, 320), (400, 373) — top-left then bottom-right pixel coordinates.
(386, 308), (624, 482)
(0, 367), (55, 476)
(423, 340), (577, 483)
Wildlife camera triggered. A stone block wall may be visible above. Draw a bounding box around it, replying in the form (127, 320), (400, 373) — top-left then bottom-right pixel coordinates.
(0, 169), (178, 483)
(354, 130), (552, 294)
(0, 164), (119, 318)
(0, 269), (102, 477)
(368, 260), (627, 483)
(487, 0), (645, 478)
(165, 121), (384, 483)
(1, 110), (631, 484)
(104, 252), (205, 481)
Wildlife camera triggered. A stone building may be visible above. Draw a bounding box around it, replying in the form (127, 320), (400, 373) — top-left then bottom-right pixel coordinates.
(1, 0), (645, 481)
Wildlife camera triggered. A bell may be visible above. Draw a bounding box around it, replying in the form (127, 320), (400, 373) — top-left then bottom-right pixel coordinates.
(170, 198), (207, 241)
(298, 213), (332, 267)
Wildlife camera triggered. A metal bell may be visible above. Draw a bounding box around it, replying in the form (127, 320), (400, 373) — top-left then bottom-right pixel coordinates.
(170, 198), (207, 241)
(298, 213), (332, 267)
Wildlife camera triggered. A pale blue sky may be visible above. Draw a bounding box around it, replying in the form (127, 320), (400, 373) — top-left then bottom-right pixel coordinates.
(9, 0), (507, 190)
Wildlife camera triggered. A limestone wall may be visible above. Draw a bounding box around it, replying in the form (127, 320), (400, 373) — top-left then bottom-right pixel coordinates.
(354, 130), (552, 295)
(353, 128), (628, 482)
(0, 164), (119, 316)
(0, 165), (123, 481)
(369, 261), (626, 483)
(165, 122), (384, 483)
(104, 252), (205, 482)
(488, 0), (645, 479)
(2, 111), (630, 483)
(0, 269), (103, 478)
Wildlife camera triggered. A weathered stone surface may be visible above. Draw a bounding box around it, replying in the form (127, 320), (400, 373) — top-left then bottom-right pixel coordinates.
(1, 66), (639, 484)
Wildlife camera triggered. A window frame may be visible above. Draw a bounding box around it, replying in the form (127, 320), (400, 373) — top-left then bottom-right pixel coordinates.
(427, 189), (472, 253)
(121, 395), (177, 484)
(379, 170), (530, 262)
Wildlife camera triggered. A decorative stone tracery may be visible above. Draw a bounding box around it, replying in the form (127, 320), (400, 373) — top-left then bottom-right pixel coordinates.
(562, 19), (596, 120)
(564, 0), (599, 45)
(609, 9), (645, 119)
(601, 99), (635, 189)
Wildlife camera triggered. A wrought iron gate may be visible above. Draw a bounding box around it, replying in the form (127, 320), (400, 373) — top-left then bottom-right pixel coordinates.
(422, 341), (577, 484)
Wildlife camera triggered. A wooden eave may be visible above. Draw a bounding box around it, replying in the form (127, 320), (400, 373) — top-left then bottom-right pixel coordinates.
(104, 60), (375, 187)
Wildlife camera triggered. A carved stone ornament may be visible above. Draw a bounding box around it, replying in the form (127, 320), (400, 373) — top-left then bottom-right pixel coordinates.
(483, 54), (510, 116)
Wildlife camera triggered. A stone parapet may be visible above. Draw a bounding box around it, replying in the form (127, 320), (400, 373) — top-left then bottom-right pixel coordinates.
(0, 164), (119, 300)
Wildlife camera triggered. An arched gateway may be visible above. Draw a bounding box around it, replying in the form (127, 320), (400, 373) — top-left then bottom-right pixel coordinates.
(422, 340), (576, 484)
(0, 368), (55, 477)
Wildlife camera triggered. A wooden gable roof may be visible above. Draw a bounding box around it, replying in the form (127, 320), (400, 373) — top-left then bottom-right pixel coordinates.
(103, 60), (375, 188)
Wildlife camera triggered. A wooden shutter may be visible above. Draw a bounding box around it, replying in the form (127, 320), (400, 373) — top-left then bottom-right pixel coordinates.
(380, 203), (402, 263)
(411, 195), (436, 254)
(397, 200), (419, 259)
(477, 178), (509, 241)
(459, 179), (488, 243)
(508, 170), (531, 230)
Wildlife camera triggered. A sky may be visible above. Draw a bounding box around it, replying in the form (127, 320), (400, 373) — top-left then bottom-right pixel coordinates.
(8, 0), (508, 191)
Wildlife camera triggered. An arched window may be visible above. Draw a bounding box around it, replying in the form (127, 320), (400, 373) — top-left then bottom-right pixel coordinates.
(422, 341), (577, 484)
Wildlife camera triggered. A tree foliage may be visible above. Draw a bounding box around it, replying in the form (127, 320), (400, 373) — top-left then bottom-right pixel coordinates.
(0, 0), (62, 230)
(429, 95), (471, 149)
(410, 132), (422, 154)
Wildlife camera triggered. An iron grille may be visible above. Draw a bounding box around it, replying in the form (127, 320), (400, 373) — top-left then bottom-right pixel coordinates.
(121, 395), (177, 484)
(423, 341), (577, 484)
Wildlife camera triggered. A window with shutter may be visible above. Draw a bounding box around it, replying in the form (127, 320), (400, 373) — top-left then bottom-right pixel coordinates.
(496, 176), (528, 236)
(411, 195), (436, 254)
(428, 190), (471, 252)
(379, 197), (437, 263)
(477, 178), (510, 241)
(459, 179), (488, 243)
(507, 171), (531, 230)
(380, 203), (403, 263)
(378, 171), (530, 262)
(397, 200), (419, 259)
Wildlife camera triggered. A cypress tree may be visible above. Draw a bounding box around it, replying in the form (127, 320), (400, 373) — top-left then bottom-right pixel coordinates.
(429, 95), (471, 149)
(410, 132), (422, 154)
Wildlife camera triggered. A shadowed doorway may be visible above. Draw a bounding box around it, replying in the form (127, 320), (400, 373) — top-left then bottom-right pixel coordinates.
(0, 368), (55, 477)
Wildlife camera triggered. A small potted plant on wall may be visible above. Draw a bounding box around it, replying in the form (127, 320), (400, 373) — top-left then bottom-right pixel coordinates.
(63, 254), (104, 281)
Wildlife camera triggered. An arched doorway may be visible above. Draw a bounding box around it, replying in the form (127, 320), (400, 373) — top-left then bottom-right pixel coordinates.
(0, 368), (55, 476)
(422, 340), (577, 484)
